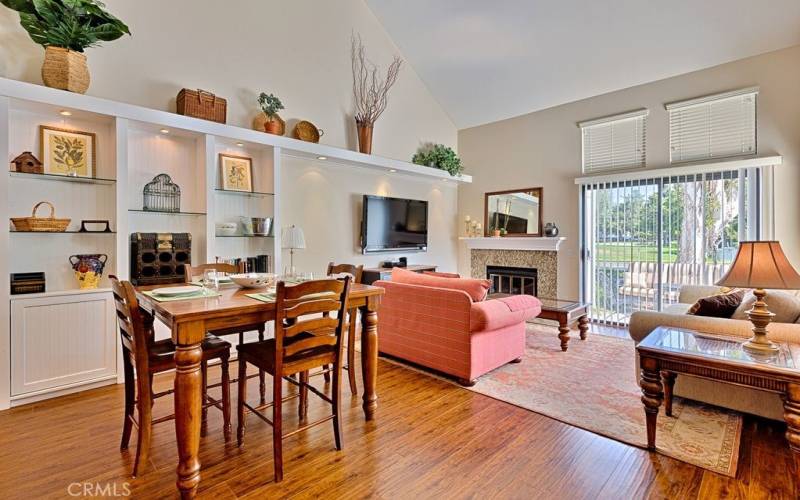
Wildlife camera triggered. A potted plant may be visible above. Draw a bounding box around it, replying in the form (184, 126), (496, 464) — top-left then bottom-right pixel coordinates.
(351, 33), (402, 154)
(1, 0), (130, 94)
(412, 143), (464, 177)
(257, 93), (284, 135)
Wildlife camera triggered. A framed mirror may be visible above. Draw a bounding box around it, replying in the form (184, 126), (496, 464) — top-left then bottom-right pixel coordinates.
(484, 187), (543, 237)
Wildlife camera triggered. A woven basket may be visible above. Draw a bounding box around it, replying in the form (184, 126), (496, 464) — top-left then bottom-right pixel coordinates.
(41, 47), (90, 94)
(11, 201), (71, 232)
(177, 88), (227, 123)
(293, 120), (323, 143)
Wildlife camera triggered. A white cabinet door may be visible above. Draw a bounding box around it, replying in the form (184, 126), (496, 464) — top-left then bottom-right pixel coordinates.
(11, 291), (116, 397)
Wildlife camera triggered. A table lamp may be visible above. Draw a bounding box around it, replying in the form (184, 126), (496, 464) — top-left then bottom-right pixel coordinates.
(281, 225), (306, 271)
(716, 241), (800, 353)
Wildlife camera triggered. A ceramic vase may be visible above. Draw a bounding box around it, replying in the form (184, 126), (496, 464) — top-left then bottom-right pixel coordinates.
(69, 254), (108, 289)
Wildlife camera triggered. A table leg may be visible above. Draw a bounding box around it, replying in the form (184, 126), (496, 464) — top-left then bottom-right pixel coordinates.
(640, 356), (663, 450)
(783, 383), (800, 480)
(360, 301), (379, 420)
(661, 371), (677, 417)
(558, 317), (570, 352)
(173, 321), (205, 499)
(578, 315), (589, 340)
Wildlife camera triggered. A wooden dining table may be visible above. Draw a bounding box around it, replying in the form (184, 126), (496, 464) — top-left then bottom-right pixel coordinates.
(135, 282), (385, 499)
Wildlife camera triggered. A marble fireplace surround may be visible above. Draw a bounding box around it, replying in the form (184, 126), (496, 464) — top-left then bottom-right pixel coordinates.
(461, 237), (565, 299)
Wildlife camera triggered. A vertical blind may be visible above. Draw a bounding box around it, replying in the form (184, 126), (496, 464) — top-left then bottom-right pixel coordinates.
(580, 109), (648, 174)
(667, 87), (758, 163)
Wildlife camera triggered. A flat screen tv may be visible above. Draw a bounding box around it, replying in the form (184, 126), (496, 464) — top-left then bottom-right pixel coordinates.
(361, 195), (428, 254)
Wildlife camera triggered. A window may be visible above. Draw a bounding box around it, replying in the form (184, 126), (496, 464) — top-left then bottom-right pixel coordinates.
(580, 109), (648, 174)
(667, 87), (758, 163)
(580, 167), (760, 325)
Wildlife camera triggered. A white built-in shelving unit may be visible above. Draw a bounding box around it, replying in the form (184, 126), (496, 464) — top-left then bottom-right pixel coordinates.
(0, 77), (471, 410)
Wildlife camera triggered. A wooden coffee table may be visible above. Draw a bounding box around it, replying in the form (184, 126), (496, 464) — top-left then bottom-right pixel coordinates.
(637, 326), (800, 478)
(488, 294), (590, 351)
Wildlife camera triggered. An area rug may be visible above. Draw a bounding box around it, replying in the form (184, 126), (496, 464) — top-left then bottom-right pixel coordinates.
(389, 325), (743, 476)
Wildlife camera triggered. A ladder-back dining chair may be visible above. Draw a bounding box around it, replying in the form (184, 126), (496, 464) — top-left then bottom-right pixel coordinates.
(236, 276), (352, 482)
(111, 276), (231, 477)
(323, 262), (363, 394)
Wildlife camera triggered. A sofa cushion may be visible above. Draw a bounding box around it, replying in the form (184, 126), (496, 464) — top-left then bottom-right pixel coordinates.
(687, 289), (745, 318)
(423, 271), (461, 278)
(391, 267), (490, 302)
(732, 290), (800, 323)
(470, 295), (542, 332)
(664, 303), (692, 315)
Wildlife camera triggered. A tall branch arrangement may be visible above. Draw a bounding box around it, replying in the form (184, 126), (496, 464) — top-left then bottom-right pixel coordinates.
(351, 33), (402, 126)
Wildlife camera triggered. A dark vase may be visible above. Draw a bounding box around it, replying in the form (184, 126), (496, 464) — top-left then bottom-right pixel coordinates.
(544, 223), (559, 237)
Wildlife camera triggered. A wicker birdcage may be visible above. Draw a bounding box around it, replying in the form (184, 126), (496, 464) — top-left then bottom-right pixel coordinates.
(143, 174), (181, 213)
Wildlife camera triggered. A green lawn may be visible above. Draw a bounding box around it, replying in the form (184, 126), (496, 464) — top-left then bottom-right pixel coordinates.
(595, 242), (679, 263)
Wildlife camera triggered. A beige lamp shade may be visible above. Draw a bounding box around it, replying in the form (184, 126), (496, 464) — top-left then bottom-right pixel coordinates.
(716, 241), (800, 289)
(281, 225), (306, 250)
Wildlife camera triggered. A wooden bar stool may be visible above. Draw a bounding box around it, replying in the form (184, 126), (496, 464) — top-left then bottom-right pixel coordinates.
(111, 276), (231, 478)
(236, 277), (352, 482)
(319, 262), (363, 394)
(185, 263), (268, 405)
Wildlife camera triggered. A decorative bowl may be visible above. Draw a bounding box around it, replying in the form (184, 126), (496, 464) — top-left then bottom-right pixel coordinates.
(230, 273), (274, 289)
(215, 222), (238, 237)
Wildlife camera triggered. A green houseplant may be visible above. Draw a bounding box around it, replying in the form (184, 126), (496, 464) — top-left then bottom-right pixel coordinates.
(0, 0), (130, 93)
(257, 93), (284, 135)
(412, 143), (464, 177)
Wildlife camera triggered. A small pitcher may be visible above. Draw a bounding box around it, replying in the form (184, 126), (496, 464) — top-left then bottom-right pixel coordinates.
(69, 254), (108, 289)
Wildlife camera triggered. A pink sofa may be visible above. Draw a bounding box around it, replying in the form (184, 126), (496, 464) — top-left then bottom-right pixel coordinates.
(374, 271), (542, 385)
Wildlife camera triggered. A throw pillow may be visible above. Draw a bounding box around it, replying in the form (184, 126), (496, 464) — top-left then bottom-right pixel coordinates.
(391, 267), (490, 302)
(687, 289), (745, 318)
(732, 290), (800, 323)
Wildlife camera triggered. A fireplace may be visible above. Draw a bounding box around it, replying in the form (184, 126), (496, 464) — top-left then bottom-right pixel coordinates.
(486, 265), (538, 296)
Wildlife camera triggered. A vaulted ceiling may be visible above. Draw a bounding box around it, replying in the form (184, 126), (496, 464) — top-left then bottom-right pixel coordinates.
(366, 0), (800, 129)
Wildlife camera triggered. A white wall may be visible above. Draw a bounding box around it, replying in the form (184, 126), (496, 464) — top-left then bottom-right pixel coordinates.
(281, 156), (458, 274)
(458, 44), (800, 299)
(0, 0), (461, 270)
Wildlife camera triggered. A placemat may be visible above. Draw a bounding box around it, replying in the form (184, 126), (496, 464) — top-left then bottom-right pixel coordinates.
(142, 289), (221, 302)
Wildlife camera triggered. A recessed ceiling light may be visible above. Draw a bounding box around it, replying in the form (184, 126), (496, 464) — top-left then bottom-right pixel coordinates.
(236, 142), (244, 147)
(317, 156), (327, 160)
(59, 110), (72, 116)
(159, 128), (170, 134)
(389, 169), (397, 173)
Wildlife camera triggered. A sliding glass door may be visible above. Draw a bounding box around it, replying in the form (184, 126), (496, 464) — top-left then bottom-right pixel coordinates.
(581, 168), (759, 325)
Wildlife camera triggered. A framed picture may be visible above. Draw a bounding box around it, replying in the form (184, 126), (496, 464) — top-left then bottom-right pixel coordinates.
(220, 153), (253, 192)
(39, 125), (96, 178)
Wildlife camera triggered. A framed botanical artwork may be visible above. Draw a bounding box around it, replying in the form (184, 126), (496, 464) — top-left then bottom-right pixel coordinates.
(39, 125), (96, 178)
(220, 153), (253, 192)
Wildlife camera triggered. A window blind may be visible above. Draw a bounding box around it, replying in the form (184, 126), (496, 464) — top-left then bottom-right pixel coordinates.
(667, 87), (757, 164)
(580, 109), (648, 174)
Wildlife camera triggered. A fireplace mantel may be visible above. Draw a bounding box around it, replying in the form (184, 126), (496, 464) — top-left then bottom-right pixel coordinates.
(459, 236), (566, 252)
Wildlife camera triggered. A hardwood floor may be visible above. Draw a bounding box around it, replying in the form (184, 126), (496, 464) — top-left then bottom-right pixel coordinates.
(0, 332), (796, 499)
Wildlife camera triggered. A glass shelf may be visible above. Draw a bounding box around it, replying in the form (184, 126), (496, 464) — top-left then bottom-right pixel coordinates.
(11, 230), (116, 234)
(9, 171), (116, 185)
(216, 235), (273, 238)
(214, 189), (275, 198)
(129, 209), (207, 216)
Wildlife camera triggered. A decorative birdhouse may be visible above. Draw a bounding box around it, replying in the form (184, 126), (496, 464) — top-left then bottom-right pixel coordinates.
(12, 152), (43, 174)
(143, 173), (181, 213)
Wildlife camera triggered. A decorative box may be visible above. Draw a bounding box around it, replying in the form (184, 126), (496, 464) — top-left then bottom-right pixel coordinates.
(176, 88), (227, 123)
(130, 232), (192, 286)
(11, 272), (46, 295)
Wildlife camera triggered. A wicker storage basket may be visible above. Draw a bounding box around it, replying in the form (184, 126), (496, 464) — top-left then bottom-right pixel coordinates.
(176, 88), (227, 123)
(41, 46), (90, 94)
(11, 201), (71, 232)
